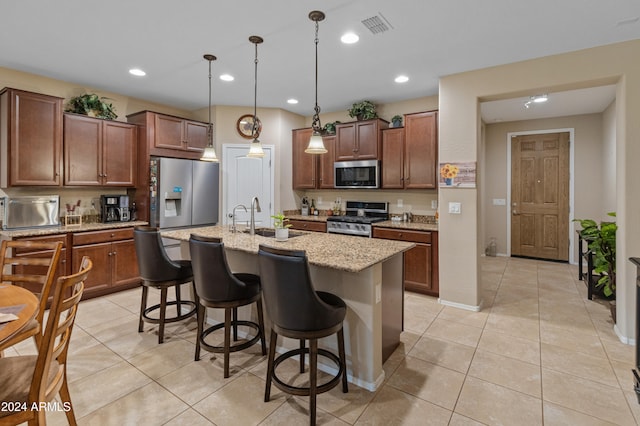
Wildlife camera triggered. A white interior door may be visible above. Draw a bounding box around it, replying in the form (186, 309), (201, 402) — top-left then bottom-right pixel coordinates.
(222, 144), (274, 229)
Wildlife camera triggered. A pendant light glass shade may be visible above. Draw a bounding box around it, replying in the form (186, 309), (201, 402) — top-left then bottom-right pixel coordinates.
(305, 11), (327, 155)
(201, 54), (219, 162)
(246, 36), (265, 158)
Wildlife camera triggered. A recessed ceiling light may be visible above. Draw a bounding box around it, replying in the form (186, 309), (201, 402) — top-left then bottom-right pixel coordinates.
(395, 75), (409, 83)
(341, 32), (359, 44)
(219, 74), (234, 82)
(129, 68), (146, 76)
(287, 99), (299, 104)
(524, 94), (548, 109)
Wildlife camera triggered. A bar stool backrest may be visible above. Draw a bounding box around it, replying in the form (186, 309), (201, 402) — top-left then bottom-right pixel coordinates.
(134, 226), (186, 282)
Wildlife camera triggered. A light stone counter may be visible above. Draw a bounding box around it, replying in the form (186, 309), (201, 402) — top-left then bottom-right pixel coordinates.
(161, 225), (413, 273)
(161, 225), (413, 391)
(0, 221), (149, 239)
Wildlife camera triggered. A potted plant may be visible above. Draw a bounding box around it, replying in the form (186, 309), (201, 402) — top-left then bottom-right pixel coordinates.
(391, 115), (403, 127)
(65, 93), (118, 120)
(271, 213), (292, 241)
(323, 121), (341, 135)
(574, 212), (617, 299)
(348, 100), (377, 121)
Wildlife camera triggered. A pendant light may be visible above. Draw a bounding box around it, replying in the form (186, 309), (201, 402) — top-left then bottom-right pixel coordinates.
(200, 54), (219, 162)
(247, 35), (265, 158)
(305, 10), (328, 154)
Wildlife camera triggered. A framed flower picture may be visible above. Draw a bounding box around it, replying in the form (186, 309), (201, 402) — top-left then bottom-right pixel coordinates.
(439, 161), (476, 188)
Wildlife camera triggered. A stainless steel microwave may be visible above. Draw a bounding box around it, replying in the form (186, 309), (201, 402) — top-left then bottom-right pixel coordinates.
(334, 160), (380, 189)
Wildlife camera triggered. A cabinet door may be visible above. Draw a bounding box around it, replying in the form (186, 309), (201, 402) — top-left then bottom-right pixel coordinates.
(154, 114), (184, 150)
(404, 112), (437, 189)
(381, 128), (405, 189)
(103, 121), (137, 186)
(64, 114), (102, 186)
(404, 243), (434, 294)
(292, 128), (317, 189)
(184, 120), (208, 152)
(288, 219), (327, 232)
(318, 135), (335, 189)
(354, 121), (379, 160)
(72, 242), (112, 294)
(111, 239), (140, 287)
(2, 89), (62, 186)
(335, 123), (356, 161)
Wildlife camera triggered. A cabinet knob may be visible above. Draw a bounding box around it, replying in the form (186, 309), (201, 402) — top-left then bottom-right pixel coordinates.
(111, 233), (115, 237)
(398, 233), (403, 237)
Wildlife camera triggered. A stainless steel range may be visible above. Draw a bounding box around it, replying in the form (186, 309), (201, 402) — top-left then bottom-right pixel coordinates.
(326, 201), (389, 237)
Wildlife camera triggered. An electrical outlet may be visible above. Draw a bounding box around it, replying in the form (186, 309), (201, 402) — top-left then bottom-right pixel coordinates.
(492, 198), (506, 206)
(448, 202), (461, 214)
(317, 196), (323, 204)
(397, 199), (403, 208)
(375, 284), (381, 303)
(431, 200), (438, 209)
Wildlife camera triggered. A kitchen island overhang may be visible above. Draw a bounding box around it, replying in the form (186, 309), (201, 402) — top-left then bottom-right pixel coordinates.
(161, 226), (414, 391)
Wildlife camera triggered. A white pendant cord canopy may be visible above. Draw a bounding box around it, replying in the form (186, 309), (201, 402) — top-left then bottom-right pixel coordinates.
(305, 10), (328, 154)
(247, 35), (265, 158)
(201, 54), (219, 162)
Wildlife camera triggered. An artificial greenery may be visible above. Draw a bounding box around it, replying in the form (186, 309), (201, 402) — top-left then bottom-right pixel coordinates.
(348, 100), (377, 120)
(271, 213), (292, 229)
(65, 93), (118, 120)
(574, 212), (617, 297)
(391, 115), (403, 126)
(322, 121), (341, 134)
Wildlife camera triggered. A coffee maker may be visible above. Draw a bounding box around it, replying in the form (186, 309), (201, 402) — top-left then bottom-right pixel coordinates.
(101, 195), (130, 222)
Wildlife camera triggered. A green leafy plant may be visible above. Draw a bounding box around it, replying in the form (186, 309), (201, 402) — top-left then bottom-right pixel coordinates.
(271, 213), (292, 229)
(574, 212), (617, 297)
(65, 93), (118, 120)
(348, 100), (377, 120)
(322, 121), (341, 134)
(391, 115), (403, 126)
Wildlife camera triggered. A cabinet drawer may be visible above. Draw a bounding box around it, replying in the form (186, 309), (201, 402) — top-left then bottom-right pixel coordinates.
(73, 228), (134, 245)
(373, 228), (432, 243)
(14, 234), (69, 253)
(289, 219), (327, 233)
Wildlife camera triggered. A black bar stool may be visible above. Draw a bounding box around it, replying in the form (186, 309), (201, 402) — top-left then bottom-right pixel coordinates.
(134, 226), (197, 343)
(258, 245), (348, 425)
(189, 234), (267, 378)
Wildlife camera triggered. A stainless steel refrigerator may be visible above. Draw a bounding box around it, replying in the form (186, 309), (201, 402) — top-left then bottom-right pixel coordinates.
(149, 157), (219, 229)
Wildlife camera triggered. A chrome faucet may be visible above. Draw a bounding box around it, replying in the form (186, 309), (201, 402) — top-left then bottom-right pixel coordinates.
(250, 197), (261, 235)
(231, 204), (248, 233)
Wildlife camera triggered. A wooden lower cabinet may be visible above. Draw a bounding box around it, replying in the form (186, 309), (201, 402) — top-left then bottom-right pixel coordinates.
(288, 219), (327, 232)
(372, 227), (439, 296)
(13, 234), (71, 296)
(71, 228), (140, 298)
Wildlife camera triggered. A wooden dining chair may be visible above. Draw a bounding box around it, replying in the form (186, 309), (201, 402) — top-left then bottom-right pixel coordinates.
(0, 240), (63, 353)
(0, 256), (92, 426)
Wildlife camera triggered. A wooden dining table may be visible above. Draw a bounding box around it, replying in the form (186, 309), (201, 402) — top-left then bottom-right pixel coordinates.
(0, 285), (39, 348)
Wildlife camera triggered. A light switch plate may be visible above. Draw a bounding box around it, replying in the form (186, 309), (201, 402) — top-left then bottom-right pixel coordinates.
(493, 198), (506, 206)
(317, 196), (323, 204)
(397, 199), (403, 208)
(448, 202), (461, 214)
(431, 200), (438, 209)
(375, 284), (381, 303)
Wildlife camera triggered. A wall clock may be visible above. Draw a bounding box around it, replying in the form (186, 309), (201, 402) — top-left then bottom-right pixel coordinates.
(236, 114), (261, 139)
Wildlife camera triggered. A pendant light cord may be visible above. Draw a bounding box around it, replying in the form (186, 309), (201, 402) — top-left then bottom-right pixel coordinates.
(311, 19), (322, 133)
(253, 41), (259, 138)
(207, 56), (213, 145)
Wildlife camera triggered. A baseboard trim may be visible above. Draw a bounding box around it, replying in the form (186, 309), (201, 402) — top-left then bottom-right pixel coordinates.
(614, 324), (636, 346)
(438, 298), (481, 312)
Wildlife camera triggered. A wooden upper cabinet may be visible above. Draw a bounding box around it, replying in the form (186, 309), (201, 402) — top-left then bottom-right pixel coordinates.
(154, 113), (207, 153)
(292, 128), (316, 189)
(127, 111), (208, 159)
(381, 128), (405, 189)
(0, 88), (63, 187)
(404, 111), (438, 189)
(318, 135), (335, 189)
(64, 114), (137, 187)
(335, 118), (388, 161)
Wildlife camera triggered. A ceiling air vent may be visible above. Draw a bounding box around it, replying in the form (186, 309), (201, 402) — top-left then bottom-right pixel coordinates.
(361, 13), (393, 35)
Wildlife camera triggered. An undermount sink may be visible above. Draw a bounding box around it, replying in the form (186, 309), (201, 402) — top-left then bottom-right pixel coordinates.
(242, 228), (304, 238)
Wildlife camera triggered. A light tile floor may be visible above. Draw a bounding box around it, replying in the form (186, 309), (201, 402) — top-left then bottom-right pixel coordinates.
(6, 256), (640, 425)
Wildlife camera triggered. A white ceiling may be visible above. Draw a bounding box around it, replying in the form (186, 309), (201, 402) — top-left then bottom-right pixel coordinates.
(1, 1), (639, 118)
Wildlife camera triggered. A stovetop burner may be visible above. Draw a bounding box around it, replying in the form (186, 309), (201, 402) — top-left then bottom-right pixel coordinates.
(327, 215), (386, 224)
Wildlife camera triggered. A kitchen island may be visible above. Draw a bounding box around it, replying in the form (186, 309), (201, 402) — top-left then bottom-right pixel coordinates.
(161, 225), (414, 391)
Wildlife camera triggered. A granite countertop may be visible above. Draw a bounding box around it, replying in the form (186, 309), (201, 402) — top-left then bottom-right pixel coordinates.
(286, 214), (439, 231)
(373, 220), (439, 232)
(161, 225), (414, 273)
(0, 221), (149, 238)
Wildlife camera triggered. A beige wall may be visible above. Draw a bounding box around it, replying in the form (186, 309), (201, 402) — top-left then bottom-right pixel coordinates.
(483, 113), (604, 263)
(440, 39), (640, 341)
(602, 100), (617, 216)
